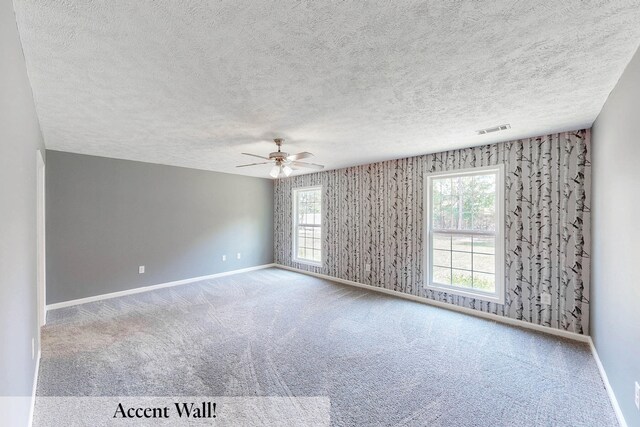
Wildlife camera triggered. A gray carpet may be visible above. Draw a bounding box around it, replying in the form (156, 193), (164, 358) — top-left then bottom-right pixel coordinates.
(37, 268), (617, 426)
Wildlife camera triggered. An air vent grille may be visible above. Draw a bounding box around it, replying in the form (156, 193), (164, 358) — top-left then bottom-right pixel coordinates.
(477, 124), (511, 135)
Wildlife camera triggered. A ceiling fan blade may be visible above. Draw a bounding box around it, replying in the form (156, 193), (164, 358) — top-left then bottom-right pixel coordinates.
(236, 162), (272, 168)
(286, 152), (313, 161)
(241, 153), (271, 160)
(290, 161), (324, 170)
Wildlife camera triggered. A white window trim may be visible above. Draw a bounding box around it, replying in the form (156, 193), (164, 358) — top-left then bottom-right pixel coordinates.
(292, 185), (323, 267)
(423, 164), (505, 305)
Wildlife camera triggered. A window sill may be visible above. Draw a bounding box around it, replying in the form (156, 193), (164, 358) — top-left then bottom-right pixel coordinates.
(424, 282), (504, 305)
(293, 258), (323, 268)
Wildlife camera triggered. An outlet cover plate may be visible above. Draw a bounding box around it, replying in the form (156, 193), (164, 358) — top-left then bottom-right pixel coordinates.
(635, 381), (639, 410)
(541, 293), (551, 305)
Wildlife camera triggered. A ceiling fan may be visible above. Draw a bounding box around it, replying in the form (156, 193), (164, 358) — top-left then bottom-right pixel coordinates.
(237, 138), (324, 178)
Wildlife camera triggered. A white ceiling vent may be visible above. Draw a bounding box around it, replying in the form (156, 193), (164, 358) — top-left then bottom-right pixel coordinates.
(477, 124), (511, 135)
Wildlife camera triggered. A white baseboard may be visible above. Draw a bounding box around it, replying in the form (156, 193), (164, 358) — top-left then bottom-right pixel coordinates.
(28, 349), (41, 427)
(275, 264), (590, 343)
(588, 338), (628, 427)
(46, 264), (276, 311)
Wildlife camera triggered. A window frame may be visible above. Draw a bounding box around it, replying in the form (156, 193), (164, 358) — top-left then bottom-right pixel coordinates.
(292, 185), (323, 267)
(423, 164), (505, 304)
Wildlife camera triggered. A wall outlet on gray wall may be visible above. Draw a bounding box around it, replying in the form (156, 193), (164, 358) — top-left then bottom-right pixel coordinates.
(635, 381), (639, 410)
(138, 265), (145, 274)
(237, 253), (241, 260)
(222, 255), (226, 262)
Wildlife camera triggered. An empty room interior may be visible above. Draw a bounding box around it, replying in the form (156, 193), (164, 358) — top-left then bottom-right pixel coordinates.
(2, 1), (640, 426)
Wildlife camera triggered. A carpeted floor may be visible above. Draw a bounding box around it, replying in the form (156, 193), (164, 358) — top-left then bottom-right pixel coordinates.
(37, 268), (617, 426)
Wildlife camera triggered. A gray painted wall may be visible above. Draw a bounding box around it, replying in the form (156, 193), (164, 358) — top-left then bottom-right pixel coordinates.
(0, 1), (46, 425)
(592, 45), (640, 426)
(46, 151), (274, 304)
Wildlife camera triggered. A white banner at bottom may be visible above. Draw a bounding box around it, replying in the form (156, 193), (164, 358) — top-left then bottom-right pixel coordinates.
(31, 396), (330, 427)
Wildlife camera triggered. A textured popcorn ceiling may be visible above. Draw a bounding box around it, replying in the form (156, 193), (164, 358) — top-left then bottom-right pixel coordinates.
(14, 1), (640, 177)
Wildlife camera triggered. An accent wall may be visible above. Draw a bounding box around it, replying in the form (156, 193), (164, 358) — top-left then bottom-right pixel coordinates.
(275, 130), (591, 333)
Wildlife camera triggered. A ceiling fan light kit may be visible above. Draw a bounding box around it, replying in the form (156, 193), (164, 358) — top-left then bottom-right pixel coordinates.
(237, 138), (324, 178)
(269, 163), (293, 178)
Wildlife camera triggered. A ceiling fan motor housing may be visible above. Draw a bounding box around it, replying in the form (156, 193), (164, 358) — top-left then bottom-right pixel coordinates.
(269, 151), (288, 160)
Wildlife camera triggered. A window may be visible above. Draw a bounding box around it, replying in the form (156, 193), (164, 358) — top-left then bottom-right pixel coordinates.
(293, 186), (322, 266)
(424, 165), (505, 304)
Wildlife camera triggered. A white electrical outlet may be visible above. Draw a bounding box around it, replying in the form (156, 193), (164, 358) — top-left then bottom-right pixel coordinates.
(31, 338), (35, 359)
(237, 252), (241, 260)
(541, 293), (551, 305)
(365, 264), (371, 272)
(138, 265), (145, 274)
(222, 255), (227, 262)
(635, 381), (639, 410)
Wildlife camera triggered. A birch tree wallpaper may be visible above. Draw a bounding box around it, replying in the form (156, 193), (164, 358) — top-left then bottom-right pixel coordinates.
(274, 130), (591, 334)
